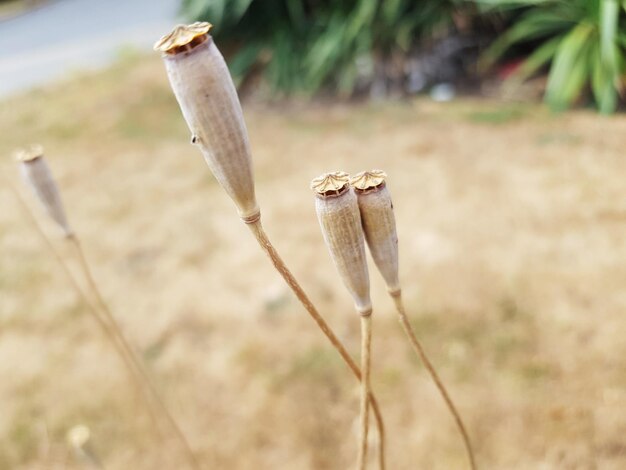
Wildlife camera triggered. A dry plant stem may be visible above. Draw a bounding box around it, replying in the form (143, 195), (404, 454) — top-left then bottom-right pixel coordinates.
(246, 218), (385, 470)
(392, 293), (476, 470)
(357, 315), (372, 470)
(11, 181), (201, 468)
(7, 183), (162, 434)
(65, 235), (202, 470)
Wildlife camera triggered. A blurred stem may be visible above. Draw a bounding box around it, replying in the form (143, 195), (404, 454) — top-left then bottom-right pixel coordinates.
(8, 183), (162, 433)
(75, 444), (105, 469)
(357, 315), (372, 470)
(66, 234), (202, 470)
(391, 292), (476, 470)
(9, 182), (201, 469)
(246, 218), (386, 470)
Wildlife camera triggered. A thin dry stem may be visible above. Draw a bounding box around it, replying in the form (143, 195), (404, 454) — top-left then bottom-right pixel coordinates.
(9, 183), (201, 469)
(66, 235), (202, 470)
(392, 293), (476, 470)
(8, 183), (162, 432)
(357, 315), (372, 470)
(246, 218), (386, 470)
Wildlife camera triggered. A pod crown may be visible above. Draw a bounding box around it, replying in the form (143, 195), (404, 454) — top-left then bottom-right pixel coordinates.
(350, 170), (387, 192)
(311, 171), (350, 198)
(154, 22), (213, 54)
(14, 144), (44, 163)
(67, 425), (90, 448)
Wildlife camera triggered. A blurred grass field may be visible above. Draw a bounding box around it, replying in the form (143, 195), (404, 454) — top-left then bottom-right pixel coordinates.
(1, 54), (626, 469)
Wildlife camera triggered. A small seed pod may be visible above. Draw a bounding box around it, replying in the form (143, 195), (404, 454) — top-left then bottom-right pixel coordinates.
(350, 170), (400, 295)
(155, 23), (259, 221)
(15, 145), (73, 237)
(312, 172), (372, 316)
(66, 425), (102, 469)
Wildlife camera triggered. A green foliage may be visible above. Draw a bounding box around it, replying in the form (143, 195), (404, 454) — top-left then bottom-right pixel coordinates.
(182, 0), (626, 112)
(180, 0), (464, 95)
(482, 0), (626, 113)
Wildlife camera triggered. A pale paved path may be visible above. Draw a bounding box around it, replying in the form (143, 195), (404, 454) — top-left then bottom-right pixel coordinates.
(0, 0), (180, 96)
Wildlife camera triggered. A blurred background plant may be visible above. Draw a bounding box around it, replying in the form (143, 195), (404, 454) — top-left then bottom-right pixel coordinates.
(180, 0), (488, 97)
(481, 0), (626, 113)
(181, 0), (626, 112)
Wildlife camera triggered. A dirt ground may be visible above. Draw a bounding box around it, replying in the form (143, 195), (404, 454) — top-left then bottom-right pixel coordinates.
(1, 55), (625, 469)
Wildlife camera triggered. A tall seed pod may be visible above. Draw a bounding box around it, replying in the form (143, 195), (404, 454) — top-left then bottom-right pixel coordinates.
(15, 145), (73, 237)
(154, 22), (259, 221)
(351, 170), (477, 470)
(312, 171), (373, 470)
(350, 170), (400, 295)
(312, 171), (372, 316)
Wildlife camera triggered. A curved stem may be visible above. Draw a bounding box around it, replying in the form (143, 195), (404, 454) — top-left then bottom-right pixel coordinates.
(357, 315), (372, 470)
(9, 183), (201, 468)
(8, 184), (162, 433)
(246, 218), (386, 470)
(66, 235), (202, 470)
(391, 293), (476, 470)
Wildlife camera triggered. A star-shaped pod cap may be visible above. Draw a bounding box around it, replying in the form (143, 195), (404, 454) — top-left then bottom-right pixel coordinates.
(310, 171), (350, 198)
(154, 22), (213, 55)
(14, 144), (44, 163)
(350, 169), (387, 193)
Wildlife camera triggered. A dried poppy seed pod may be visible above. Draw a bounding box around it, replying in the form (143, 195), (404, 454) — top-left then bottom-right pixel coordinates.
(66, 425), (103, 468)
(15, 145), (73, 237)
(351, 170), (400, 295)
(155, 23), (259, 221)
(312, 172), (372, 316)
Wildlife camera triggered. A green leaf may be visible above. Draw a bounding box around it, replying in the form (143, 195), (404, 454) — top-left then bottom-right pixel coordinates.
(591, 45), (619, 113)
(382, 0), (405, 24)
(511, 34), (563, 83)
(229, 42), (263, 83)
(545, 23), (594, 110)
(305, 15), (348, 90)
(482, 9), (574, 68)
(285, 0), (306, 28)
(345, 0), (377, 43)
(600, 0), (619, 67)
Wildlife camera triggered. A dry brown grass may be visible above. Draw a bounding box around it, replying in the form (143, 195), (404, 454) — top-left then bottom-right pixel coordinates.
(1, 55), (625, 469)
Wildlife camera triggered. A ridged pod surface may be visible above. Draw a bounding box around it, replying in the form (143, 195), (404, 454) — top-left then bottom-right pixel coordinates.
(16, 146), (72, 237)
(312, 172), (372, 316)
(156, 23), (259, 220)
(351, 170), (400, 294)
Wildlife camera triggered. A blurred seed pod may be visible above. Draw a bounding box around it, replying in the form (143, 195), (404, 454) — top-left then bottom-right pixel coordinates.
(15, 145), (73, 237)
(66, 424), (90, 451)
(351, 170), (400, 295)
(155, 23), (259, 221)
(66, 425), (103, 469)
(312, 172), (372, 316)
